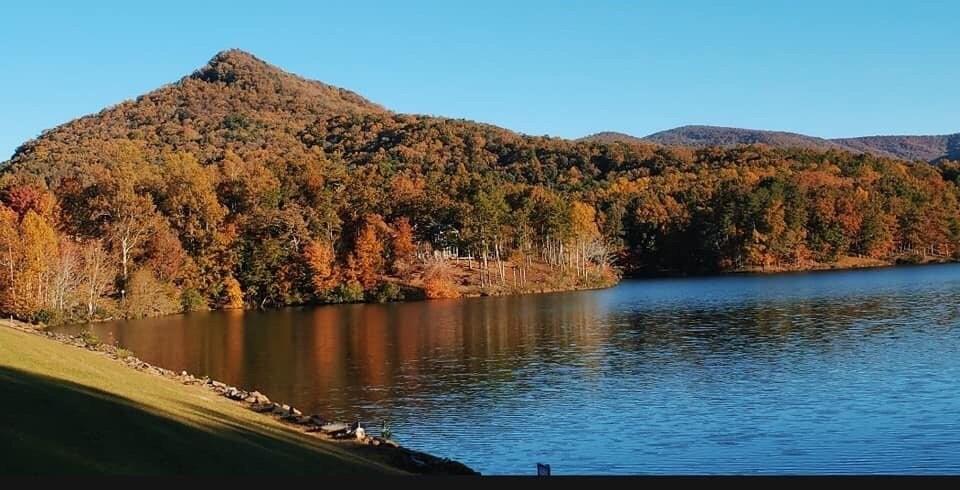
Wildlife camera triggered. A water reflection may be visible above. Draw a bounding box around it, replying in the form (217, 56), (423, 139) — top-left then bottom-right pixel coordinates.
(61, 264), (960, 474)
(73, 293), (608, 415)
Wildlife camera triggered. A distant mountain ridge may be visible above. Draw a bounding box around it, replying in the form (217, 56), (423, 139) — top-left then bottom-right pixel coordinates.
(833, 134), (960, 163)
(580, 125), (960, 162)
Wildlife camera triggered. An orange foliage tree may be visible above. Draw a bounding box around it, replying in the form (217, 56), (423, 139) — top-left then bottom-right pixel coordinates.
(0, 205), (20, 315)
(222, 275), (245, 309)
(304, 239), (338, 295)
(9, 210), (59, 317)
(389, 217), (417, 276)
(347, 214), (387, 289)
(422, 260), (460, 299)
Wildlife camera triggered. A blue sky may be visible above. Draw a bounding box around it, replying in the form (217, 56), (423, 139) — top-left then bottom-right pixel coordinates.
(2, 1), (957, 159)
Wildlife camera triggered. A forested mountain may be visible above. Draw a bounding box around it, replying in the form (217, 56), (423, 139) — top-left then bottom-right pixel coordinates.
(833, 134), (960, 163)
(581, 125), (959, 162)
(577, 132), (647, 145)
(3, 50), (960, 323)
(641, 125), (851, 153)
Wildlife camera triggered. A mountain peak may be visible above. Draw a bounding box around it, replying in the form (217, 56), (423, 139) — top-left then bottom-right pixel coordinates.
(190, 49), (282, 85)
(210, 48), (262, 64)
(181, 49), (386, 114)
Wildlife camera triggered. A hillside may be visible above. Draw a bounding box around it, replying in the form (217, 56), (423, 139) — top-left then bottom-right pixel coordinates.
(2, 50), (960, 323)
(580, 125), (959, 162)
(8, 49), (387, 175)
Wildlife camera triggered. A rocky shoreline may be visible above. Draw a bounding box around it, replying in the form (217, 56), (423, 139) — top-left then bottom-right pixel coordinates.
(3, 320), (479, 475)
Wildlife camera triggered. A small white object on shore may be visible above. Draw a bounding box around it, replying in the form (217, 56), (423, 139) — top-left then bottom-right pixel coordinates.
(355, 426), (366, 440)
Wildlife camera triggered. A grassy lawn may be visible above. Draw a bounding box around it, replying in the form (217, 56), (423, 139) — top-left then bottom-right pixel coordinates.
(0, 325), (405, 475)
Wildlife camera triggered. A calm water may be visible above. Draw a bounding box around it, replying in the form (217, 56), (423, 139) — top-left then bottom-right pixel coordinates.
(61, 265), (960, 474)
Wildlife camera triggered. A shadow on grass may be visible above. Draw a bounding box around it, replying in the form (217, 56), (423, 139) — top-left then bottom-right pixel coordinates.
(0, 366), (396, 475)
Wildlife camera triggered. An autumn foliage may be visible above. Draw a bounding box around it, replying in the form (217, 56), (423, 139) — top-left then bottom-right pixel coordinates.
(304, 239), (338, 294)
(2, 50), (960, 322)
(422, 261), (460, 299)
(346, 214), (387, 289)
(390, 217), (416, 276)
(222, 276), (245, 309)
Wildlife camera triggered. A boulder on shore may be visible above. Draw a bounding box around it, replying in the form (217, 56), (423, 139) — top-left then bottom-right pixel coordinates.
(285, 415), (313, 425)
(224, 387), (248, 400)
(243, 391), (270, 404)
(249, 402), (274, 413)
(319, 422), (349, 435)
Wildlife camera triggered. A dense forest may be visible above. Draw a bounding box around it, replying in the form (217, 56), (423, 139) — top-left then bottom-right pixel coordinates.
(2, 50), (960, 323)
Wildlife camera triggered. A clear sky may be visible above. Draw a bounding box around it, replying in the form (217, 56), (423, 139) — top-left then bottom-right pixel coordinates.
(2, 1), (957, 160)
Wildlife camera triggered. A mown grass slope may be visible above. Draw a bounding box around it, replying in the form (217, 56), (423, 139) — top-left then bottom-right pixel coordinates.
(0, 325), (403, 475)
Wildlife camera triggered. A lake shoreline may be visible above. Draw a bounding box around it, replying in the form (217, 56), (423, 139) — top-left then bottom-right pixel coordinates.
(47, 257), (959, 327)
(623, 255), (958, 280)
(54, 264), (622, 326)
(0, 319), (479, 475)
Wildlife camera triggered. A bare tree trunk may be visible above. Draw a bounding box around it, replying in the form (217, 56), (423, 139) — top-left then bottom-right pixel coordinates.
(121, 237), (130, 280)
(478, 247), (485, 288)
(558, 240), (564, 271)
(522, 254), (529, 287)
(495, 240), (504, 284)
(482, 242), (489, 289)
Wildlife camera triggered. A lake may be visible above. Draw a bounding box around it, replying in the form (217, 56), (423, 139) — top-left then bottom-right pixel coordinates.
(59, 264), (960, 474)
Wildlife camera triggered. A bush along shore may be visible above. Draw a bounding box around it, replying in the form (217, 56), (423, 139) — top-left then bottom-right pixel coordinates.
(4, 320), (478, 475)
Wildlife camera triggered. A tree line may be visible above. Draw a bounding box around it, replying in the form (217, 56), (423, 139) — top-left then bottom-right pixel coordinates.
(3, 134), (958, 324)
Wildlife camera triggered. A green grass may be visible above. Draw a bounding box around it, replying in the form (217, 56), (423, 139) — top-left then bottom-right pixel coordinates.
(0, 326), (405, 475)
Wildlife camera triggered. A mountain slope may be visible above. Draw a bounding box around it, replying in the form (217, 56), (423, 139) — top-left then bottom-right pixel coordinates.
(2, 49), (655, 191)
(6, 49), (387, 175)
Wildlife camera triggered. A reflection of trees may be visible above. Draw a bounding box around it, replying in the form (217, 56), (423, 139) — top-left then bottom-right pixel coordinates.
(65, 289), (612, 419)
(289, 292), (613, 418)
